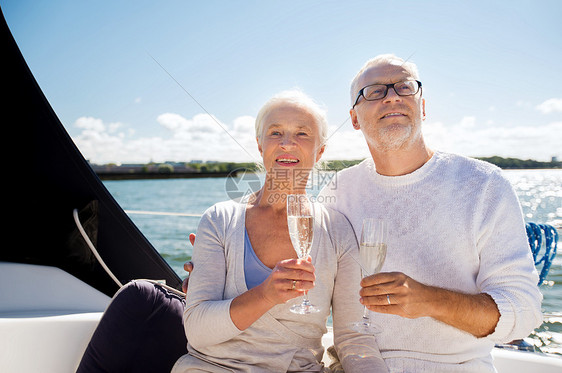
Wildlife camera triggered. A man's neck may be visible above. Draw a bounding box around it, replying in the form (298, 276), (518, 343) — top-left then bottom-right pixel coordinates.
(369, 142), (434, 176)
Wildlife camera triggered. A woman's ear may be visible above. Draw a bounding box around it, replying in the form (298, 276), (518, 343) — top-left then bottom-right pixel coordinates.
(316, 144), (326, 162)
(256, 137), (262, 155)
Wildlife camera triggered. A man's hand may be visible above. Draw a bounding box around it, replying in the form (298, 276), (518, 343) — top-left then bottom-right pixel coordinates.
(360, 271), (500, 337)
(359, 271), (433, 319)
(181, 233), (196, 293)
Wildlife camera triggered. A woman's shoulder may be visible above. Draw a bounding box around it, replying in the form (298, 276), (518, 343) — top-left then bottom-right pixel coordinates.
(316, 203), (356, 238)
(198, 199), (245, 234)
(202, 199), (244, 218)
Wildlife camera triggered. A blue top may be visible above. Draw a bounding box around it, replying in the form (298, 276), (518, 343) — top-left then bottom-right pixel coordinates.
(244, 228), (272, 289)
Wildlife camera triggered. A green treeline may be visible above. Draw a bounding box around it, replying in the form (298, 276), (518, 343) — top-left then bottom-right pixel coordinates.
(186, 157), (560, 172)
(475, 156), (561, 169)
(99, 156), (560, 176)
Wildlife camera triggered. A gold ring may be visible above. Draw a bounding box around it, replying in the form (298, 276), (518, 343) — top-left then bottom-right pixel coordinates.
(292, 280), (297, 290)
(387, 294), (391, 305)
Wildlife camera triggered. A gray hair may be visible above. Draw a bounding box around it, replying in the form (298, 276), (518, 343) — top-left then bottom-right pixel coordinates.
(255, 89), (328, 147)
(349, 54), (420, 106)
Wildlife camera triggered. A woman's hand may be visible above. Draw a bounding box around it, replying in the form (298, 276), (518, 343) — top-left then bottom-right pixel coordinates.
(257, 257), (316, 306)
(229, 257), (316, 330)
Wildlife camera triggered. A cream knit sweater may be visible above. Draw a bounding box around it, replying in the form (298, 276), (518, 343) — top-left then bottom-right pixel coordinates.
(319, 151), (543, 372)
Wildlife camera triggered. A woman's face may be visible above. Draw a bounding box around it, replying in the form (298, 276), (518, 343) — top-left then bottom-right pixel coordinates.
(257, 104), (325, 192)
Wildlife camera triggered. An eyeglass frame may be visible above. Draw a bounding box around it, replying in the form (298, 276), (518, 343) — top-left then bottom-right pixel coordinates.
(352, 80), (422, 109)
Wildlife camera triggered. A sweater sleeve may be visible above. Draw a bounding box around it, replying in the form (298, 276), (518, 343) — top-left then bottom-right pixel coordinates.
(474, 171), (543, 342)
(182, 206), (242, 350)
(329, 211), (388, 373)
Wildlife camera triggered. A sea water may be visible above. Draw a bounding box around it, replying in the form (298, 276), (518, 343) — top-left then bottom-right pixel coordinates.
(103, 169), (562, 354)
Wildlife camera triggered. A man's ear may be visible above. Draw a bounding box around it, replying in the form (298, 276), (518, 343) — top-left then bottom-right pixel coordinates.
(350, 109), (360, 130)
(422, 98), (426, 120)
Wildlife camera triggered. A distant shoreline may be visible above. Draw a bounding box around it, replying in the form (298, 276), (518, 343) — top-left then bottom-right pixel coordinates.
(92, 156), (561, 180)
(96, 171), (236, 180)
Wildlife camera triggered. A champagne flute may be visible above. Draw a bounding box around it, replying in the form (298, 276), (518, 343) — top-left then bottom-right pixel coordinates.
(351, 218), (388, 333)
(287, 194), (320, 314)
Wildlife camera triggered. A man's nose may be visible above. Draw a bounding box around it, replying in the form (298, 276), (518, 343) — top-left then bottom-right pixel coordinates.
(383, 86), (402, 103)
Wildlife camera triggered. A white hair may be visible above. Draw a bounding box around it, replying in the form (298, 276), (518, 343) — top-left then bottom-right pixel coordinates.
(255, 89), (328, 147)
(349, 54), (420, 106)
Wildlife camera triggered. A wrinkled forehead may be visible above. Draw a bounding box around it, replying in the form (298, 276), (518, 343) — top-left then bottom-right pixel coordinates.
(260, 104), (320, 132)
(359, 63), (416, 88)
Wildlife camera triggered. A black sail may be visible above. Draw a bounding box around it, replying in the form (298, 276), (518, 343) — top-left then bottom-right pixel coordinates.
(1, 7), (183, 296)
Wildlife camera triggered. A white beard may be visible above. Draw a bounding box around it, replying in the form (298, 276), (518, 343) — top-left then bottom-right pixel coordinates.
(365, 121), (422, 152)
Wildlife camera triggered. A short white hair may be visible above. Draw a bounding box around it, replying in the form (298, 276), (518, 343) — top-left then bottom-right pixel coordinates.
(255, 89), (328, 146)
(349, 54), (420, 106)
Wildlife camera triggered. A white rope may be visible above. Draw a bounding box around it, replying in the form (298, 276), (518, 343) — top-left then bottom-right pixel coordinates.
(73, 208), (123, 288)
(124, 210), (201, 217)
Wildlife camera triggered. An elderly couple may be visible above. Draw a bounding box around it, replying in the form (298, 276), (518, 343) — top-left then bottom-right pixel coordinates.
(80, 54), (543, 373)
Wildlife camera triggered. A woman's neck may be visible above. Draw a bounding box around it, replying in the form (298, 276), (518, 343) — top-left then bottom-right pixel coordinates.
(250, 174), (308, 211)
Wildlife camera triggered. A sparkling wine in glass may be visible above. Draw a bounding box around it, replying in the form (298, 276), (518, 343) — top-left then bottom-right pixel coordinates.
(287, 194), (320, 314)
(352, 218), (387, 333)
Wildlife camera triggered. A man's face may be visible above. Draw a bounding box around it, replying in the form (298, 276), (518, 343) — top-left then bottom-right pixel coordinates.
(350, 62), (426, 152)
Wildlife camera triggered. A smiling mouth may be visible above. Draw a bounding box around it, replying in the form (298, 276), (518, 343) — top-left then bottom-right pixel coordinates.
(381, 112), (406, 119)
(275, 156), (300, 166)
(276, 157), (300, 165)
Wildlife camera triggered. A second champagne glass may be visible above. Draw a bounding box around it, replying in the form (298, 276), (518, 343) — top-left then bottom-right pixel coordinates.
(351, 218), (388, 333)
(287, 194), (320, 314)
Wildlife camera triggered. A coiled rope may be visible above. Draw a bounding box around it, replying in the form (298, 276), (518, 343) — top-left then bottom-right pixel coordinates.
(526, 222), (559, 285)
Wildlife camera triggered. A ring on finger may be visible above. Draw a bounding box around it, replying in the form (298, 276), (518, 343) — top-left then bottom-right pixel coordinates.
(386, 294), (391, 305)
(291, 280), (297, 290)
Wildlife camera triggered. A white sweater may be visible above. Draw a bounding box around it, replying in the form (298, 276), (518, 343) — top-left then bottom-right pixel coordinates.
(318, 151), (543, 372)
(172, 199), (388, 373)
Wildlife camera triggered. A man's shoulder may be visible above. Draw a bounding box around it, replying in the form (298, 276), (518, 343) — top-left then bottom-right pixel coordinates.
(332, 158), (372, 181)
(438, 151), (502, 178)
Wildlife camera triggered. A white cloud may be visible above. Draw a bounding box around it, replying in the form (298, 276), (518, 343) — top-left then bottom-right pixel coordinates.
(536, 98), (562, 114)
(322, 125), (370, 160)
(75, 116), (106, 132)
(71, 113), (561, 165)
(72, 113), (261, 164)
(424, 117), (561, 161)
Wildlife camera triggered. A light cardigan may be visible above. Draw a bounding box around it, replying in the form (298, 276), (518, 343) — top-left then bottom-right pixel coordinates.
(319, 151), (543, 372)
(172, 199), (388, 373)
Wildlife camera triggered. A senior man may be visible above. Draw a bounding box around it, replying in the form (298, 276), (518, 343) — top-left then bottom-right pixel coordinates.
(318, 54), (543, 372)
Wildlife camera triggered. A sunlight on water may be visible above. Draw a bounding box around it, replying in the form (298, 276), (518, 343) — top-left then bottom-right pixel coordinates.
(502, 170), (562, 355)
(103, 169), (562, 355)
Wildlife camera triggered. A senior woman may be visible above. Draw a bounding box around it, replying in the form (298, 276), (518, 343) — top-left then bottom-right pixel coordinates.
(171, 90), (387, 373)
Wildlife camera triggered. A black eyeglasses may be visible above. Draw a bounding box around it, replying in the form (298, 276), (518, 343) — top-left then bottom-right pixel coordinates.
(352, 80), (422, 108)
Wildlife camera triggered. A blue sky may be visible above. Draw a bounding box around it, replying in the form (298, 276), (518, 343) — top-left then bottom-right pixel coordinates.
(3, 0), (561, 163)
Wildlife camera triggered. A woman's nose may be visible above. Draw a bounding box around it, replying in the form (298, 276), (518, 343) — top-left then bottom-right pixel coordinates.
(280, 134), (296, 148)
